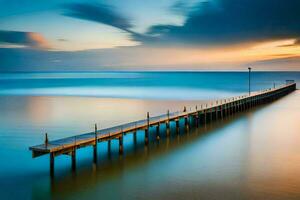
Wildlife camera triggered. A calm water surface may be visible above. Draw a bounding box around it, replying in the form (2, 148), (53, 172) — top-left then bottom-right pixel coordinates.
(0, 72), (299, 200)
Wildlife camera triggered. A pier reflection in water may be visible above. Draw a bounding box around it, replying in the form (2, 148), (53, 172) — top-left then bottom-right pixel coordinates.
(48, 91), (300, 200)
(1, 90), (300, 200)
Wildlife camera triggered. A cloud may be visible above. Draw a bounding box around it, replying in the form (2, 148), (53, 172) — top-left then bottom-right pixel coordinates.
(143, 0), (300, 46)
(63, 3), (132, 32)
(278, 38), (300, 47)
(61, 1), (300, 48)
(0, 30), (49, 49)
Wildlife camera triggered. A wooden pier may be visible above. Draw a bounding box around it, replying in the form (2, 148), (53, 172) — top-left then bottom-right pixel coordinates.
(29, 82), (296, 177)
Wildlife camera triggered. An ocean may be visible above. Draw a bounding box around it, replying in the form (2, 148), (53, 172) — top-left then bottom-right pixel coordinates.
(0, 71), (299, 200)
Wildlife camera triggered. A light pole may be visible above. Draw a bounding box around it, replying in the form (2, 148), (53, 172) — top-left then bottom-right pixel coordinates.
(248, 67), (251, 96)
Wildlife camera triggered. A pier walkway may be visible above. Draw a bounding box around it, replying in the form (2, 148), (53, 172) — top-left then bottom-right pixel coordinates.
(29, 82), (297, 176)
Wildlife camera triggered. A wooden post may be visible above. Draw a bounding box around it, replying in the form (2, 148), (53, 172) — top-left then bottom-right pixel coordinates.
(176, 120), (180, 134)
(220, 99), (223, 119)
(166, 110), (170, 136)
(156, 123), (160, 141)
(119, 135), (123, 154)
(220, 104), (223, 119)
(147, 112), (150, 126)
(224, 100), (227, 117)
(235, 101), (237, 112)
(108, 140), (111, 153)
(185, 116), (189, 132)
(145, 129), (149, 145)
(133, 131), (137, 145)
(145, 112), (149, 145)
(50, 152), (54, 177)
(45, 133), (49, 147)
(93, 123), (97, 164)
(71, 149), (76, 171)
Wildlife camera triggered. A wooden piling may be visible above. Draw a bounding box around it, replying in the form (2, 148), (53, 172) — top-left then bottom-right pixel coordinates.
(185, 116), (189, 132)
(71, 149), (76, 171)
(145, 112), (150, 145)
(108, 140), (111, 153)
(93, 123), (98, 164)
(176, 120), (180, 134)
(166, 110), (170, 136)
(119, 135), (123, 154)
(145, 129), (149, 145)
(50, 153), (54, 177)
(156, 123), (160, 141)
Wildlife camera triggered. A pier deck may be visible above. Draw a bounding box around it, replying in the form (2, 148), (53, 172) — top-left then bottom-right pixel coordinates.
(29, 82), (297, 176)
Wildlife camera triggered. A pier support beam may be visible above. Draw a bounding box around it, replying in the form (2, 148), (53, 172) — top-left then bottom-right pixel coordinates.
(71, 149), (76, 171)
(176, 120), (180, 134)
(145, 129), (149, 145)
(226, 104), (229, 116)
(220, 105), (223, 119)
(93, 145), (97, 164)
(50, 153), (54, 177)
(166, 122), (170, 136)
(156, 124), (160, 141)
(145, 112), (150, 145)
(166, 110), (170, 136)
(93, 124), (98, 164)
(133, 131), (137, 145)
(119, 135), (123, 155)
(108, 140), (111, 154)
(185, 117), (189, 132)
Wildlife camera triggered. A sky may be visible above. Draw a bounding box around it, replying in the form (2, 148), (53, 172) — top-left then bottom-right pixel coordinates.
(0, 0), (300, 72)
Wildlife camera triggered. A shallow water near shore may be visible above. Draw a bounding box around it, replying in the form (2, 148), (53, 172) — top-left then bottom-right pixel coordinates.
(0, 72), (300, 200)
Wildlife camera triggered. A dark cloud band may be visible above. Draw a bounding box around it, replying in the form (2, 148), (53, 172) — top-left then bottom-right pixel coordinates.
(0, 30), (49, 49)
(63, 3), (132, 32)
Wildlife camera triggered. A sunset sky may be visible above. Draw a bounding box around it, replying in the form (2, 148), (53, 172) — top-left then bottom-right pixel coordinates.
(1, 0), (300, 72)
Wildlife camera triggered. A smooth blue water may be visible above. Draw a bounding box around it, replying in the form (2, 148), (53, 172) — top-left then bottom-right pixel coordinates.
(0, 72), (299, 200)
(0, 72), (299, 99)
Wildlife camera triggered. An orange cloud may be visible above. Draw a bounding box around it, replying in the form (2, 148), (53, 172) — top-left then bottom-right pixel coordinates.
(0, 30), (50, 49)
(27, 32), (50, 49)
